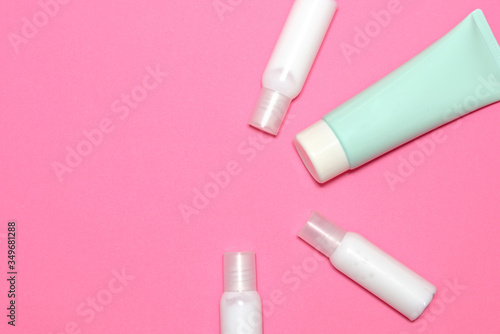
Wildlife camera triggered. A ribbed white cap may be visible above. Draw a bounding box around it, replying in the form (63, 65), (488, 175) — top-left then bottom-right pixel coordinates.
(223, 252), (257, 292)
(249, 88), (292, 136)
(294, 120), (350, 183)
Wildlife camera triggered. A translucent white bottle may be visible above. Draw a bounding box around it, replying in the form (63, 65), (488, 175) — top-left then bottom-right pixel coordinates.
(298, 212), (436, 320)
(249, 0), (338, 135)
(220, 252), (262, 334)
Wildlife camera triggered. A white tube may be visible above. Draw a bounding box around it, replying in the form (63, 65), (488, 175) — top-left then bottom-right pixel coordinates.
(220, 252), (262, 334)
(249, 0), (337, 135)
(298, 212), (436, 321)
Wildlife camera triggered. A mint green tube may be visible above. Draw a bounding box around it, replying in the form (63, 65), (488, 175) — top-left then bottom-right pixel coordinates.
(294, 9), (500, 183)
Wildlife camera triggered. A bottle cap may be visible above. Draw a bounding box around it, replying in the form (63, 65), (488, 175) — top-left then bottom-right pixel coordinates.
(298, 211), (346, 257)
(249, 88), (291, 136)
(223, 252), (257, 292)
(294, 120), (350, 183)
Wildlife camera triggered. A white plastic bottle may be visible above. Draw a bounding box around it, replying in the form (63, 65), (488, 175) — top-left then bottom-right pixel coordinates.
(220, 252), (262, 334)
(249, 0), (337, 135)
(298, 212), (436, 320)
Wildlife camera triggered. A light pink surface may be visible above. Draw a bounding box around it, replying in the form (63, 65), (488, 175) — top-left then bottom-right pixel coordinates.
(1, 0), (500, 333)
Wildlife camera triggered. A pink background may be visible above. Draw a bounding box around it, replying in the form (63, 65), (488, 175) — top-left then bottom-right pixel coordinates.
(1, 0), (500, 333)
